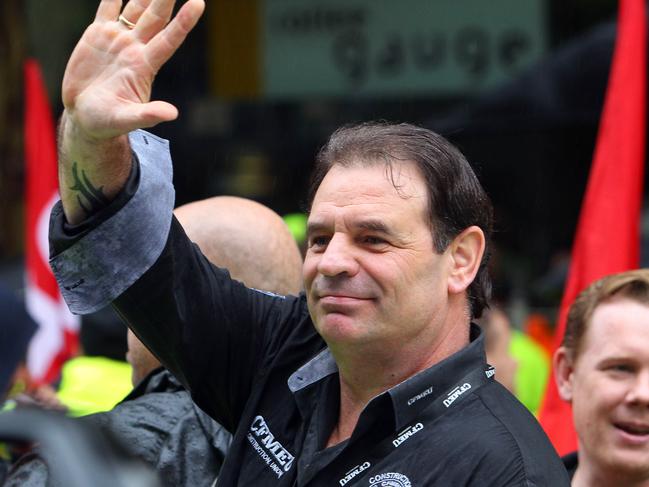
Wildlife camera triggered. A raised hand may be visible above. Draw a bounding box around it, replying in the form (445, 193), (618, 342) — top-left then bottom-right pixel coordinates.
(62, 0), (205, 139)
(57, 0), (204, 224)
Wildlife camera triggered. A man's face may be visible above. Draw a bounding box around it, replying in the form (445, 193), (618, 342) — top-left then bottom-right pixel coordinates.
(567, 298), (649, 479)
(303, 162), (451, 354)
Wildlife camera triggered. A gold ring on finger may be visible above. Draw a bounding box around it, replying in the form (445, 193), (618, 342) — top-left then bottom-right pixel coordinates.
(118, 14), (136, 30)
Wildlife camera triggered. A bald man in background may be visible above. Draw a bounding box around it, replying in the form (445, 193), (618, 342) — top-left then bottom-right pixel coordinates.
(6, 196), (303, 487)
(126, 196), (303, 386)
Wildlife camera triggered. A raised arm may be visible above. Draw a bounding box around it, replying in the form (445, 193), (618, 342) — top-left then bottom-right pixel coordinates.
(58, 0), (204, 224)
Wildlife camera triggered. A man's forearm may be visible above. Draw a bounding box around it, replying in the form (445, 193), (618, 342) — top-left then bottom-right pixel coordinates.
(57, 111), (132, 225)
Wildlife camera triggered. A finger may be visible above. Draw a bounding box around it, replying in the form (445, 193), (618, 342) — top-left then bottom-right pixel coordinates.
(144, 0), (205, 72)
(133, 0), (176, 43)
(116, 100), (179, 131)
(120, 0), (153, 25)
(95, 0), (122, 22)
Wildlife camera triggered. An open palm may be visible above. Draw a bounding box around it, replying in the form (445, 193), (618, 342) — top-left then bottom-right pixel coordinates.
(62, 0), (204, 139)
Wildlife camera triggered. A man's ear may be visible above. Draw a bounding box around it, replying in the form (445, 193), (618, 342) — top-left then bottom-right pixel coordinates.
(553, 347), (574, 403)
(447, 226), (485, 295)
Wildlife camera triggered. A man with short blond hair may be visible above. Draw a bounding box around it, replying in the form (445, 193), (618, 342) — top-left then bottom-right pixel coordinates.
(555, 269), (649, 486)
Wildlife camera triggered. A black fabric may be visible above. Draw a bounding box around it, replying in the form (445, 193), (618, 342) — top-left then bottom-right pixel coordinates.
(79, 306), (128, 361)
(49, 154), (140, 256)
(103, 219), (571, 486)
(0, 458), (8, 485)
(0, 284), (38, 397)
(562, 451), (578, 480)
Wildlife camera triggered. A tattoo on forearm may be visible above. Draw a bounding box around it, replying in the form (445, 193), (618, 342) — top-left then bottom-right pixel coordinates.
(69, 162), (110, 215)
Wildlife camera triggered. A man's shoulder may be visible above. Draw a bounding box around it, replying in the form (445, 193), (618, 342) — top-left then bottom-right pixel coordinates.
(474, 381), (550, 440)
(467, 382), (571, 485)
(424, 389), (524, 456)
(382, 395), (539, 486)
(409, 382), (568, 484)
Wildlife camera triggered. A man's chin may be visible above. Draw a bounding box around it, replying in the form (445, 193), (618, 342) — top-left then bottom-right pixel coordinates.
(315, 313), (372, 345)
(596, 447), (649, 481)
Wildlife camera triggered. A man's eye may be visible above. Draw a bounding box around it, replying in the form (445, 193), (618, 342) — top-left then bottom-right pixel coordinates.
(362, 236), (386, 245)
(309, 236), (330, 248)
(609, 364), (634, 374)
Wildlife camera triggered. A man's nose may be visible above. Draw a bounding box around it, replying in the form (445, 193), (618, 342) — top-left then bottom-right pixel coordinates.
(626, 372), (649, 406)
(316, 234), (359, 277)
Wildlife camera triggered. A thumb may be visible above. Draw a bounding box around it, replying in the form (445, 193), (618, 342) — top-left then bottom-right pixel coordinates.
(133, 100), (179, 128)
(118, 100), (179, 132)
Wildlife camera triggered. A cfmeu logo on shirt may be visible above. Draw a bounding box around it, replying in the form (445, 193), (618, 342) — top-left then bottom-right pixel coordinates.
(368, 472), (412, 486)
(247, 415), (295, 478)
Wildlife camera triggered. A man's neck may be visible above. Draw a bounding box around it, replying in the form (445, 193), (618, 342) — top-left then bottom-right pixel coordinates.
(325, 314), (470, 447)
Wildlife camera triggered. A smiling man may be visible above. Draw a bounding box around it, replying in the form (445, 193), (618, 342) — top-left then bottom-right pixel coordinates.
(48, 0), (568, 485)
(555, 269), (649, 487)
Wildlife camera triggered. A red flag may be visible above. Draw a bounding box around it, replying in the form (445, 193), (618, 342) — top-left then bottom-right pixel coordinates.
(538, 0), (646, 455)
(24, 59), (80, 385)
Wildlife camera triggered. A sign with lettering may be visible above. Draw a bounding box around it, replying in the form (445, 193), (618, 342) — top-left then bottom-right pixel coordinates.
(261, 0), (546, 98)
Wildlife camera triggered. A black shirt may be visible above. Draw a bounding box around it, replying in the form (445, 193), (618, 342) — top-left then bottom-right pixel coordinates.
(97, 218), (570, 486)
(49, 139), (570, 485)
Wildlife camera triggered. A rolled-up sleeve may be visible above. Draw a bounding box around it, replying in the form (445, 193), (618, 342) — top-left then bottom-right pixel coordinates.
(49, 130), (175, 315)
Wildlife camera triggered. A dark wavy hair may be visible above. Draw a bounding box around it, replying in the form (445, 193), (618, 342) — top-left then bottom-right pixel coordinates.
(308, 121), (493, 319)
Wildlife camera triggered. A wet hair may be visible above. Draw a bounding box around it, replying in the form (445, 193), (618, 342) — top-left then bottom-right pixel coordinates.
(563, 269), (649, 357)
(308, 121), (493, 319)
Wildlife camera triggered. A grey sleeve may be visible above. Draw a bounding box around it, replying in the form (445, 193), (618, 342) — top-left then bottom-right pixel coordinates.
(3, 454), (52, 487)
(49, 130), (175, 315)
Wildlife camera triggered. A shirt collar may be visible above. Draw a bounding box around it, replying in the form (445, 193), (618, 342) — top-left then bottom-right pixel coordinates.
(388, 324), (486, 429)
(288, 347), (339, 420)
(288, 324), (487, 429)
(288, 347), (339, 393)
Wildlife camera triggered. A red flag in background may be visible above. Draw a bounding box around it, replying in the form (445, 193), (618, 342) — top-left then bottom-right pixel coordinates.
(538, 0), (646, 455)
(24, 59), (79, 385)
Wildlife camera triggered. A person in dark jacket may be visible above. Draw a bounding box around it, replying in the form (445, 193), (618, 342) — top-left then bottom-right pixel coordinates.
(5, 196), (303, 486)
(48, 0), (569, 484)
(554, 269), (649, 487)
(0, 283), (38, 483)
